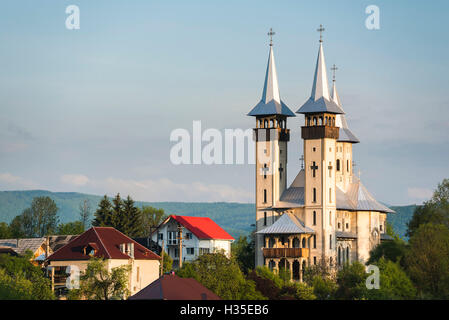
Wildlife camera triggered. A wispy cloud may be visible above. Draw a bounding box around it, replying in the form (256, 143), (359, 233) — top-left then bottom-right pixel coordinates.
(61, 174), (90, 187)
(0, 172), (39, 190)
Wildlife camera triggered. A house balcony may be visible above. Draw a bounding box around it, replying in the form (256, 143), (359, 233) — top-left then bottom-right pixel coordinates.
(262, 247), (309, 259)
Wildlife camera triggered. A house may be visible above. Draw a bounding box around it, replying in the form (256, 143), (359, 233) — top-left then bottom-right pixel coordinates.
(46, 227), (161, 297)
(151, 215), (234, 268)
(129, 274), (220, 300)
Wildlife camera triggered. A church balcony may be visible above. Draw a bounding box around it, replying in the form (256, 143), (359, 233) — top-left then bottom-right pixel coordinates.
(301, 125), (339, 140)
(253, 128), (290, 142)
(262, 247), (309, 259)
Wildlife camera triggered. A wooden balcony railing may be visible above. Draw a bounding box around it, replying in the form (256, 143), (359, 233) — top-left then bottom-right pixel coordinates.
(262, 248), (309, 258)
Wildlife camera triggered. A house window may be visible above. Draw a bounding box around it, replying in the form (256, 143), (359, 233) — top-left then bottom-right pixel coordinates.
(168, 231), (178, 245)
(199, 248), (210, 255)
(158, 233), (163, 241)
(263, 212), (267, 226)
(174, 248), (179, 258)
(185, 232), (193, 240)
(313, 188), (316, 203)
(263, 189), (267, 203)
(186, 248), (194, 255)
(313, 211), (316, 226)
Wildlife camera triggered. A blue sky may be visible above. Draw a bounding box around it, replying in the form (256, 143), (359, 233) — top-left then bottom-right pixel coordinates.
(0, 0), (448, 205)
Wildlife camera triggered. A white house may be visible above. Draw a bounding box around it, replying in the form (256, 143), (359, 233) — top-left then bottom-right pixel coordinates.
(152, 215), (234, 268)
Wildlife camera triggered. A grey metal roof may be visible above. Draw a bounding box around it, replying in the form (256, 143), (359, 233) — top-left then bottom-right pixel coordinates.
(331, 81), (359, 143)
(257, 212), (315, 234)
(0, 238), (46, 255)
(336, 231), (357, 239)
(248, 46), (295, 117)
(296, 43), (344, 115)
(272, 170), (305, 208)
(336, 177), (395, 213)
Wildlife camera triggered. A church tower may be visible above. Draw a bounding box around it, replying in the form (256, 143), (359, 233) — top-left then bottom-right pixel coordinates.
(248, 29), (295, 267)
(330, 65), (360, 192)
(296, 26), (345, 264)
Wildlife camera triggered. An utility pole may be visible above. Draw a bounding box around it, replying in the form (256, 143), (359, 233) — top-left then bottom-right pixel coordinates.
(177, 224), (183, 269)
(160, 240), (164, 277)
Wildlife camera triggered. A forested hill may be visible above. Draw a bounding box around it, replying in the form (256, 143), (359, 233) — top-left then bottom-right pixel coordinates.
(0, 190), (416, 239)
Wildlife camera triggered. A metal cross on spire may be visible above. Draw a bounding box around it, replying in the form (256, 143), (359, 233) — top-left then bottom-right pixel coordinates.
(331, 64), (338, 82)
(317, 24), (325, 43)
(268, 28), (275, 46)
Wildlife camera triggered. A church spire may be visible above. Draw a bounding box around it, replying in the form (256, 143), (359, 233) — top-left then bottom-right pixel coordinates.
(248, 29), (295, 117)
(331, 65), (360, 143)
(296, 25), (344, 115)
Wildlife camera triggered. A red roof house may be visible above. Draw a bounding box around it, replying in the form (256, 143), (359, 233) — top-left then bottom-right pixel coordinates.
(129, 274), (221, 300)
(167, 215), (234, 240)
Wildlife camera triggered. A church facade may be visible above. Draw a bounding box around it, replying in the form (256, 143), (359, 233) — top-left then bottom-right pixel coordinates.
(248, 27), (394, 281)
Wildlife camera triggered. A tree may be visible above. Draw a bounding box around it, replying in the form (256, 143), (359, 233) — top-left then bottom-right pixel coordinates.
(311, 276), (337, 300)
(161, 250), (173, 274)
(231, 235), (254, 274)
(79, 199), (92, 230)
(68, 258), (131, 300)
(0, 222), (11, 239)
(140, 206), (167, 236)
(404, 223), (449, 299)
(367, 237), (408, 265)
(176, 253), (265, 300)
(0, 254), (54, 300)
(9, 215), (26, 238)
(407, 179), (449, 238)
(335, 261), (369, 300)
(122, 196), (142, 237)
(366, 258), (416, 300)
(92, 195), (113, 227)
(57, 221), (84, 235)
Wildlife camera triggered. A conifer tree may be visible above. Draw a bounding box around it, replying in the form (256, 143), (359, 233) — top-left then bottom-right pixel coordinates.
(122, 195), (142, 238)
(111, 193), (125, 233)
(92, 195), (113, 227)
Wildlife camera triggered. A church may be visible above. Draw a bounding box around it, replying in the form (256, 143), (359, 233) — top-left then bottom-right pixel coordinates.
(248, 26), (395, 282)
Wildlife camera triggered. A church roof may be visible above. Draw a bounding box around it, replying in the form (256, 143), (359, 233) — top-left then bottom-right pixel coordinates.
(331, 79), (359, 143)
(271, 171), (394, 214)
(336, 177), (395, 213)
(248, 45), (295, 117)
(296, 43), (344, 115)
(256, 212), (314, 234)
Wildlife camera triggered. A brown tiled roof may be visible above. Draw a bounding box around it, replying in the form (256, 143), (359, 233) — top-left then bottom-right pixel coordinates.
(46, 227), (160, 261)
(129, 274), (221, 300)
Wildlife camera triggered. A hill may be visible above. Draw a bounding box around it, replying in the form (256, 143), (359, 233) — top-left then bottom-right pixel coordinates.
(0, 190), (415, 240)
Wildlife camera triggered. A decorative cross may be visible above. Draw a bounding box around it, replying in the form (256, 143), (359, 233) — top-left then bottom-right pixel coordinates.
(331, 64), (338, 82)
(311, 161), (319, 178)
(299, 155), (304, 170)
(261, 163), (270, 178)
(317, 24), (325, 43)
(268, 28), (275, 46)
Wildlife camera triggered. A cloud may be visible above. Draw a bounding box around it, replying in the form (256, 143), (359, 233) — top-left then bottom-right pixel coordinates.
(0, 172), (38, 189)
(90, 177), (253, 203)
(407, 187), (433, 201)
(61, 174), (90, 187)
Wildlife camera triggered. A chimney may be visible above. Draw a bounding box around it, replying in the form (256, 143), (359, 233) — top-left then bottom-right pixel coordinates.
(128, 243), (134, 259)
(120, 243), (126, 254)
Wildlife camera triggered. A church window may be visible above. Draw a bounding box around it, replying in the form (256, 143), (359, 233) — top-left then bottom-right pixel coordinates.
(311, 161), (318, 177)
(313, 256), (317, 265)
(346, 247), (350, 262)
(313, 147), (316, 152)
(329, 211), (332, 225)
(329, 234), (332, 249)
(313, 211), (316, 225)
(380, 224), (383, 231)
(313, 235), (316, 249)
(313, 188), (316, 203)
(338, 247), (341, 266)
(263, 189), (267, 203)
(329, 188), (332, 203)
(263, 212), (267, 226)
(279, 164), (283, 180)
(263, 164), (267, 179)
(336, 159), (341, 171)
(338, 222), (341, 229)
(347, 160), (349, 172)
(302, 238), (306, 248)
(346, 222), (349, 230)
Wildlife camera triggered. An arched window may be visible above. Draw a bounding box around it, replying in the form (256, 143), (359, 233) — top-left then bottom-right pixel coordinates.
(263, 189), (267, 203)
(313, 211), (316, 225)
(338, 247), (341, 266)
(313, 188), (316, 203)
(313, 235), (316, 249)
(329, 234), (332, 249)
(302, 237), (306, 248)
(336, 159), (341, 171)
(346, 247), (350, 262)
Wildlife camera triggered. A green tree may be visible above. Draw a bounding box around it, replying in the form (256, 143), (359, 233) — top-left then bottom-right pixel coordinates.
(122, 196), (142, 237)
(57, 221), (84, 235)
(68, 258), (131, 300)
(407, 179), (449, 238)
(176, 253), (265, 300)
(0, 222), (11, 238)
(366, 258), (416, 300)
(92, 195), (113, 227)
(335, 261), (369, 300)
(367, 237), (408, 265)
(9, 215), (26, 238)
(0, 254), (54, 300)
(311, 276), (338, 300)
(404, 223), (449, 299)
(111, 193), (126, 232)
(231, 235), (254, 274)
(140, 206), (167, 236)
(161, 250), (173, 274)
(79, 199), (92, 230)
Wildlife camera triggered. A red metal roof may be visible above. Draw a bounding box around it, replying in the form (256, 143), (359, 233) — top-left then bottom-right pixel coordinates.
(129, 274), (221, 300)
(46, 227), (160, 261)
(169, 215), (234, 240)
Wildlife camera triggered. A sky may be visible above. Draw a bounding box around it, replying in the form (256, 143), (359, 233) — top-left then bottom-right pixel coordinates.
(0, 0), (448, 205)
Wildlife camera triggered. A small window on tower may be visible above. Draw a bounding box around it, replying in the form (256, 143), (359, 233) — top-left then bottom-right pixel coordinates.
(313, 235), (316, 249)
(313, 211), (316, 226)
(313, 188), (317, 203)
(336, 159), (341, 171)
(346, 223), (349, 230)
(313, 147), (316, 152)
(264, 189), (267, 203)
(263, 212), (267, 226)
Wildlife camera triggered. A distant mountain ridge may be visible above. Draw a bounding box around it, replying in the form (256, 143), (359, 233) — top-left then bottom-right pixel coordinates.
(0, 190), (415, 240)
